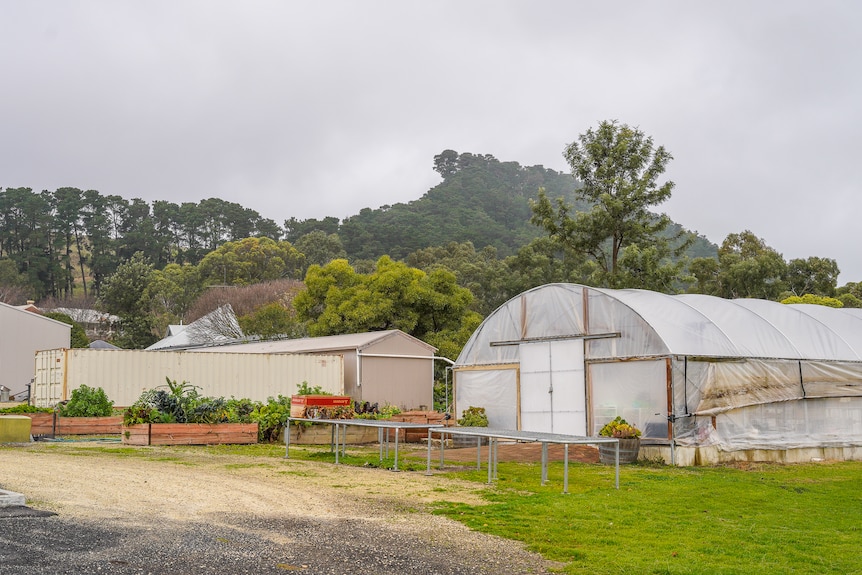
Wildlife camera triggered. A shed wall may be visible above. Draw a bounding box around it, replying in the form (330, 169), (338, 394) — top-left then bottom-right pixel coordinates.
(0, 306), (70, 397)
(31, 349), (343, 407)
(358, 338), (434, 410)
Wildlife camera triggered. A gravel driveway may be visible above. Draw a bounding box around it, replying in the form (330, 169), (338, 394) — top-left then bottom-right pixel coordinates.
(0, 442), (554, 574)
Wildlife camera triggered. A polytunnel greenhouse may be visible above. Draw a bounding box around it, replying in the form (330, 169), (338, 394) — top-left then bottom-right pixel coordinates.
(453, 283), (862, 465)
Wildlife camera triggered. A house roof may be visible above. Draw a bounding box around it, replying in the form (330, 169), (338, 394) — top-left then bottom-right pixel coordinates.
(50, 307), (120, 324)
(189, 329), (437, 355)
(89, 339), (121, 349)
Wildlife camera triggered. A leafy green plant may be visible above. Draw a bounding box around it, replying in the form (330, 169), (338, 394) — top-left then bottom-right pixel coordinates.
(122, 403), (165, 425)
(0, 404), (51, 414)
(598, 416), (641, 439)
(59, 385), (114, 417)
(295, 381), (329, 396)
(458, 406), (488, 427)
(251, 395), (292, 442)
(189, 397), (229, 424)
(354, 402), (403, 420)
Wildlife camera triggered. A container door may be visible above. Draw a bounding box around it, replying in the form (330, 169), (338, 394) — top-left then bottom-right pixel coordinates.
(519, 340), (586, 435)
(33, 349), (65, 408)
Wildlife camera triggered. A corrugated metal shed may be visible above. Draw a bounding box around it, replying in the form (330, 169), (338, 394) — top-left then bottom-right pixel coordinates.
(31, 348), (343, 407)
(187, 330), (438, 410)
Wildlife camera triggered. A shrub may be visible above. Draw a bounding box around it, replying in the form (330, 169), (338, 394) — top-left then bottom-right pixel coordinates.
(0, 404), (51, 414)
(458, 406), (488, 427)
(59, 385), (114, 417)
(251, 395), (292, 442)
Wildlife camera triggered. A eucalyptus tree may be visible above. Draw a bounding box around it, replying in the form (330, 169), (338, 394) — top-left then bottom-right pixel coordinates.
(295, 256), (480, 346)
(689, 231), (788, 300)
(197, 237), (305, 286)
(785, 256), (839, 297)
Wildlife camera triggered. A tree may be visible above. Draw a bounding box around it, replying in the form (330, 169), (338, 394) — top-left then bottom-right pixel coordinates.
(0, 257), (32, 303)
(785, 257), (839, 297)
(99, 252), (157, 348)
(197, 237), (305, 286)
(295, 256), (480, 345)
(406, 241), (510, 315)
(293, 230), (347, 273)
(690, 231), (787, 299)
(238, 301), (303, 340)
(836, 282), (862, 308)
(146, 263), (203, 334)
(531, 120), (683, 289)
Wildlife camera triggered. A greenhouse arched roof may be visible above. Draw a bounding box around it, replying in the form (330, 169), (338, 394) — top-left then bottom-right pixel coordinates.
(455, 284), (862, 366)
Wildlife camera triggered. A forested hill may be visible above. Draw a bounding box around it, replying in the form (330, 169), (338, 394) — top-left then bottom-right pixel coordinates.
(286, 150), (718, 262)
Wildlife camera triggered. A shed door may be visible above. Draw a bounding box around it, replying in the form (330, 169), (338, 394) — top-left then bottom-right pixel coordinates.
(519, 340), (586, 435)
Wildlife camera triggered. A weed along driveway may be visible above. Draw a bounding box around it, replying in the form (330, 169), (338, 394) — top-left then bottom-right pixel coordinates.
(0, 442), (554, 575)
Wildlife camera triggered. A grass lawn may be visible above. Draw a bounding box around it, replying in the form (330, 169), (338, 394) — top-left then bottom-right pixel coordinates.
(26, 441), (862, 574)
(427, 458), (862, 574)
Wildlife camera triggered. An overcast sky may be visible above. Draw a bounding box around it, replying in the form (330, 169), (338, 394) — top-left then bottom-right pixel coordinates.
(2, 1), (860, 283)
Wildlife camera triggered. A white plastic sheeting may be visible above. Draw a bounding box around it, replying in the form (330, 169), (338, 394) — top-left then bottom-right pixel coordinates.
(455, 283), (862, 456)
(454, 367), (518, 429)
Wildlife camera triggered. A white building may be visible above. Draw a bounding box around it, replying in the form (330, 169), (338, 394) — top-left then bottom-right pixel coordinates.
(0, 302), (71, 401)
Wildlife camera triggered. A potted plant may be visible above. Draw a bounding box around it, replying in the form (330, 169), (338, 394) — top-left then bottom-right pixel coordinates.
(453, 406), (489, 447)
(597, 416), (642, 464)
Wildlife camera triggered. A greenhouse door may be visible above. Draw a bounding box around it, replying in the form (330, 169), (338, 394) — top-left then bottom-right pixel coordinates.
(519, 340), (586, 435)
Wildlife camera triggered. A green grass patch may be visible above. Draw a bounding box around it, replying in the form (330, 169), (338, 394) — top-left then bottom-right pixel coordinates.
(224, 462), (273, 470)
(432, 460), (862, 574)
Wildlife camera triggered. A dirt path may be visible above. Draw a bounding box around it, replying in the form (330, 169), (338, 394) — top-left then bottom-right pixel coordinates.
(0, 442), (556, 574)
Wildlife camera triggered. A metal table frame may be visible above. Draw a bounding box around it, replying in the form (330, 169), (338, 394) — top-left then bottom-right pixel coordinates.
(426, 427), (620, 492)
(284, 417), (443, 471)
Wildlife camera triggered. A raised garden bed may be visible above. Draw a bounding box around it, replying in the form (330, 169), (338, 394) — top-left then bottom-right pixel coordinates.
(122, 423), (258, 446)
(285, 423), (379, 445)
(23, 413), (123, 436)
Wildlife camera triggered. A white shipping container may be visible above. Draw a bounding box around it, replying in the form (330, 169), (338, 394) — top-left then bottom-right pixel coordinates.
(32, 348), (344, 408)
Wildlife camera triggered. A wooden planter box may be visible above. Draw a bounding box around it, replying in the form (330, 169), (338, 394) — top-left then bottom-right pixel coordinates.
(22, 413), (122, 436)
(122, 423), (259, 446)
(285, 423), (379, 445)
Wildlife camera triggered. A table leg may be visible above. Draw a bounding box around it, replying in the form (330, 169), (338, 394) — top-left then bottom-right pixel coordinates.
(394, 427), (400, 471)
(425, 428), (432, 475)
(476, 436), (481, 470)
(486, 437), (493, 484)
(541, 443), (548, 485)
(439, 431), (445, 468)
(615, 441), (620, 489)
(563, 444), (569, 494)
(493, 438), (498, 480)
(334, 424), (340, 464)
(284, 420), (291, 459)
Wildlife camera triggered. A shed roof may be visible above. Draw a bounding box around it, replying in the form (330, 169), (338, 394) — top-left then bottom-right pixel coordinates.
(0, 301), (73, 331)
(189, 329), (436, 355)
(456, 284), (862, 365)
